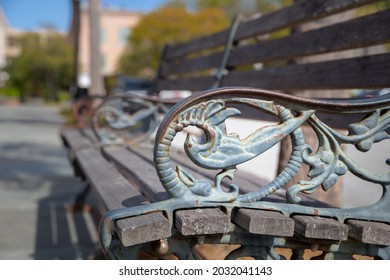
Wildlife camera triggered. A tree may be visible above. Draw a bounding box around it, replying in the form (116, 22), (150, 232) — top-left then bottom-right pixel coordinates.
(6, 31), (72, 102)
(118, 5), (230, 77)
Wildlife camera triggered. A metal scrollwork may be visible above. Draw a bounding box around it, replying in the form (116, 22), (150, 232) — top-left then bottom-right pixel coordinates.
(91, 94), (163, 145)
(288, 110), (390, 203)
(154, 87), (390, 205)
(98, 87), (390, 259)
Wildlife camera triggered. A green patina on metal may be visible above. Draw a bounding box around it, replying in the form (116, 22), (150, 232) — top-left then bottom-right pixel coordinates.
(96, 87), (390, 259)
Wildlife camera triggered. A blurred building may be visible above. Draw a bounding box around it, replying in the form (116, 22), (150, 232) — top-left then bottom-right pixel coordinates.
(0, 6), (7, 70)
(73, 6), (142, 88)
(0, 5), (67, 88)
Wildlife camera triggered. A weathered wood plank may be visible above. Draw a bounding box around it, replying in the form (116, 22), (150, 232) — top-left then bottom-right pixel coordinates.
(293, 215), (348, 240)
(75, 148), (171, 247)
(164, 31), (230, 61)
(223, 53), (390, 90)
(347, 220), (390, 245)
(229, 9), (390, 67)
(165, 0), (378, 60)
(175, 208), (231, 236)
(81, 127), (100, 144)
(234, 0), (379, 40)
(61, 128), (92, 150)
(155, 76), (216, 92)
(102, 146), (169, 203)
(233, 209), (294, 236)
(161, 52), (223, 77)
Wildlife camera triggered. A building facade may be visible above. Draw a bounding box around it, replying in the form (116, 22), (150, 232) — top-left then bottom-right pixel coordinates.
(77, 7), (141, 86)
(0, 6), (8, 70)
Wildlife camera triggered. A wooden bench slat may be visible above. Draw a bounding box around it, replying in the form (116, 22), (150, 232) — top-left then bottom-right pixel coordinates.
(175, 208), (231, 236)
(234, 0), (378, 41)
(155, 76), (216, 92)
(75, 148), (171, 247)
(293, 215), (348, 241)
(102, 146), (169, 203)
(346, 220), (390, 246)
(61, 128), (93, 150)
(165, 0), (377, 60)
(81, 127), (99, 144)
(161, 52), (224, 77)
(229, 9), (390, 67)
(223, 53), (390, 90)
(165, 30), (230, 61)
(233, 209), (295, 237)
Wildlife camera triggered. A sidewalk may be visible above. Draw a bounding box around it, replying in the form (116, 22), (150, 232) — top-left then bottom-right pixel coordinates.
(0, 102), (98, 259)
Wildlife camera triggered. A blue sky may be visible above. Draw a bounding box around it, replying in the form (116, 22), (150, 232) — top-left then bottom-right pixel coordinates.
(0, 0), (168, 32)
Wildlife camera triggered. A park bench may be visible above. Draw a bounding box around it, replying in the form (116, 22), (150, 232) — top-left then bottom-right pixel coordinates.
(61, 0), (390, 260)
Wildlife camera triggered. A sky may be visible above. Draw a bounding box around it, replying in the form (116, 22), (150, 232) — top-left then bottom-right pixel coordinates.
(0, 0), (168, 33)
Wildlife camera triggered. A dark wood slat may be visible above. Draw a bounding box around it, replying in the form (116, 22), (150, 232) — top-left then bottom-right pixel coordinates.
(165, 0), (378, 60)
(223, 53), (390, 90)
(293, 215), (348, 240)
(75, 148), (171, 247)
(155, 76), (216, 92)
(165, 31), (230, 61)
(233, 209), (294, 236)
(81, 127), (99, 144)
(234, 0), (379, 40)
(161, 52), (223, 77)
(102, 146), (169, 203)
(61, 128), (93, 150)
(229, 9), (390, 67)
(347, 220), (390, 245)
(175, 208), (231, 236)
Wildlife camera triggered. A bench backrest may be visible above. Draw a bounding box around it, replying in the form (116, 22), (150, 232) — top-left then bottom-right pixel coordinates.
(150, 15), (241, 94)
(155, 0), (390, 96)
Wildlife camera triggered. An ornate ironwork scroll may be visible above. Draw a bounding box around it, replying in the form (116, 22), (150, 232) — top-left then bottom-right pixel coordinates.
(98, 87), (390, 259)
(91, 94), (172, 145)
(154, 87), (390, 206)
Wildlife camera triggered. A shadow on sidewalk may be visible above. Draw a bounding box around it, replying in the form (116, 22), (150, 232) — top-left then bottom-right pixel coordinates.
(32, 177), (101, 260)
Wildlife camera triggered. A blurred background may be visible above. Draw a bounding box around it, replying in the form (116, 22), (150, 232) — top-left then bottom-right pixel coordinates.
(0, 0), (296, 105)
(0, 0), (389, 260)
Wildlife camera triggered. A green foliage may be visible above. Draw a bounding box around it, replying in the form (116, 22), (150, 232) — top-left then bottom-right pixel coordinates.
(0, 86), (19, 98)
(118, 5), (229, 77)
(6, 31), (73, 102)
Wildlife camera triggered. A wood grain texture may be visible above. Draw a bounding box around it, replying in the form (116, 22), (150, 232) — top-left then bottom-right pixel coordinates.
(165, 0), (377, 60)
(102, 146), (169, 203)
(223, 53), (390, 90)
(293, 215), (348, 240)
(233, 0), (378, 41)
(155, 76), (216, 92)
(228, 9), (390, 67)
(233, 209), (294, 237)
(161, 52), (223, 77)
(61, 128), (93, 150)
(75, 148), (171, 246)
(175, 208), (231, 236)
(347, 220), (390, 245)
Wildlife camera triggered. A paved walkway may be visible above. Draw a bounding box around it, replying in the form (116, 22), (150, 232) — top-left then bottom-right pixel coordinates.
(0, 102), (98, 259)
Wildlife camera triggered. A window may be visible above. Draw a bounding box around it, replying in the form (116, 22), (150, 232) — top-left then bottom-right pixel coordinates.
(119, 28), (131, 44)
(100, 28), (105, 43)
